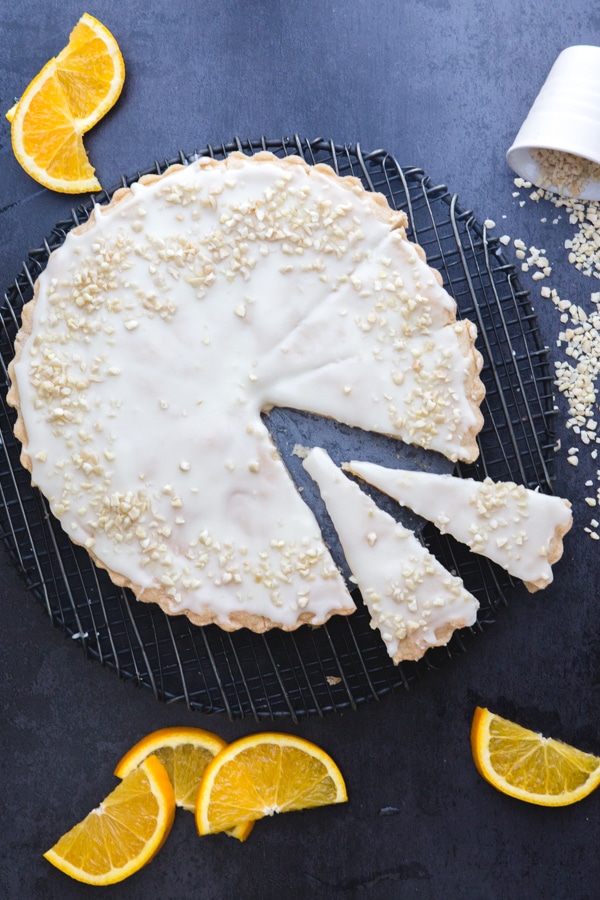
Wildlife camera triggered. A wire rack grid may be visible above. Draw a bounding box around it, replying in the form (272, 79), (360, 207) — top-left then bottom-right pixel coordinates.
(0, 136), (556, 721)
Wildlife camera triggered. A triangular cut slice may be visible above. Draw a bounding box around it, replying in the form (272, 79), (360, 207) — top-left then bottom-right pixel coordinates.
(344, 462), (573, 592)
(302, 448), (479, 663)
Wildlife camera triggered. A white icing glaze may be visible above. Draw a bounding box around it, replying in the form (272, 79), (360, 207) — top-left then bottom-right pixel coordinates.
(10, 152), (483, 630)
(345, 462), (573, 590)
(303, 448), (479, 662)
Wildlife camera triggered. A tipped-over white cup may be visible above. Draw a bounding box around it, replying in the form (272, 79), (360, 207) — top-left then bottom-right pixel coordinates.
(506, 45), (600, 200)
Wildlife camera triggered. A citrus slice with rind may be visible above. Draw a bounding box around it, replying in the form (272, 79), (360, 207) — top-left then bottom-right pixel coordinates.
(48, 13), (125, 132)
(43, 754), (175, 885)
(195, 732), (347, 835)
(471, 706), (600, 807)
(9, 13), (124, 193)
(114, 726), (253, 841)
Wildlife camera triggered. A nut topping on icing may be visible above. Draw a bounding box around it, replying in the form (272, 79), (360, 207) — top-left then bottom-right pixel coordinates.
(8, 152), (485, 632)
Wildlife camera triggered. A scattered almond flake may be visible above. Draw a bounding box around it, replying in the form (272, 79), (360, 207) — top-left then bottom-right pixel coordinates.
(499, 234), (511, 246)
(531, 147), (600, 199)
(484, 218), (496, 229)
(292, 444), (310, 459)
(507, 178), (600, 537)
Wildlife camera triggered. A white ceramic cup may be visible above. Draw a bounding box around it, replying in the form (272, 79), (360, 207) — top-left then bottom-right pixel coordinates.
(506, 45), (600, 200)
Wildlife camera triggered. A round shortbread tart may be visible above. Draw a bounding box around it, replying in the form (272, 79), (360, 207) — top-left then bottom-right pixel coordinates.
(7, 150), (485, 634)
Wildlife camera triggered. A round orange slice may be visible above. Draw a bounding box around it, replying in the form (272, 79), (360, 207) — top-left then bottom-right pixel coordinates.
(9, 13), (125, 193)
(114, 726), (253, 842)
(195, 732), (348, 836)
(471, 706), (600, 807)
(43, 754), (175, 885)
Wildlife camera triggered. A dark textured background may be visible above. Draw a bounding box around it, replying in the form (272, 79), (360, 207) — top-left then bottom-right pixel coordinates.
(1, 2), (599, 898)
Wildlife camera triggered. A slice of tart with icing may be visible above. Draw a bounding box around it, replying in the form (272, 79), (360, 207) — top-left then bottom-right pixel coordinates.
(344, 462), (572, 591)
(257, 227), (485, 464)
(302, 447), (479, 662)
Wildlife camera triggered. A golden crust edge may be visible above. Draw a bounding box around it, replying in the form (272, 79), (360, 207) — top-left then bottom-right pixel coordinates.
(392, 617), (476, 664)
(523, 501), (573, 592)
(77, 554), (356, 632)
(453, 319), (486, 464)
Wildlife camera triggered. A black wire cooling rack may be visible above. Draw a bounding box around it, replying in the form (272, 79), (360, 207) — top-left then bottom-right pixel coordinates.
(0, 136), (557, 720)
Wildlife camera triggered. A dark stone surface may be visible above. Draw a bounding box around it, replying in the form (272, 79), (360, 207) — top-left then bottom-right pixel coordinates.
(1, 2), (600, 897)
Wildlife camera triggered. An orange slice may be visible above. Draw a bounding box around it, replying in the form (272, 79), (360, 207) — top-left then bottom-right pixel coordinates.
(43, 755), (175, 885)
(9, 13), (125, 193)
(471, 706), (600, 807)
(196, 732), (347, 835)
(114, 726), (253, 841)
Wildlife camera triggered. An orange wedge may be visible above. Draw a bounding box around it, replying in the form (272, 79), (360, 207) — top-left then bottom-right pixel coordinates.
(43, 755), (175, 885)
(114, 726), (253, 841)
(471, 706), (600, 807)
(9, 13), (125, 193)
(196, 732), (347, 836)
